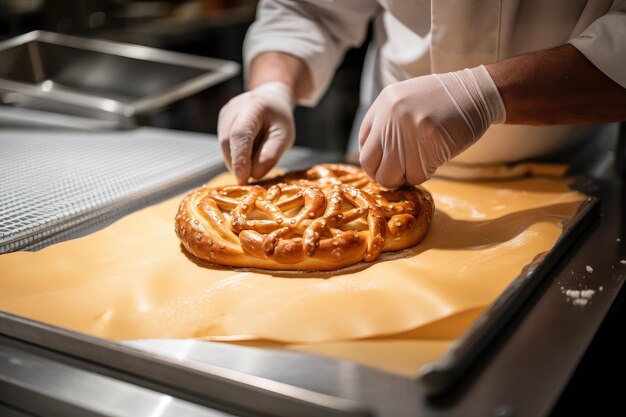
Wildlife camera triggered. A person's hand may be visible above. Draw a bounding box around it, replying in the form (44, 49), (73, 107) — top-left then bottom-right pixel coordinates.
(218, 82), (295, 184)
(358, 65), (506, 188)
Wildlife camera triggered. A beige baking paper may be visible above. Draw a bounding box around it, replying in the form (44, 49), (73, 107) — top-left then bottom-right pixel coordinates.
(236, 306), (483, 377)
(0, 172), (586, 376)
(434, 162), (568, 180)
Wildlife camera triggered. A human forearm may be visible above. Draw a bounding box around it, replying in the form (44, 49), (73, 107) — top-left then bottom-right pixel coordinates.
(487, 44), (626, 126)
(359, 44), (626, 188)
(248, 52), (313, 104)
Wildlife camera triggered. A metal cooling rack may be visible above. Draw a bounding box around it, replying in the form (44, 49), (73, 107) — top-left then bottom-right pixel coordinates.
(0, 127), (224, 252)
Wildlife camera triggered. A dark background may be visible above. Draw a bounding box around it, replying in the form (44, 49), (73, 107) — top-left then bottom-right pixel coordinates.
(1, 1), (624, 415)
(0, 0), (366, 154)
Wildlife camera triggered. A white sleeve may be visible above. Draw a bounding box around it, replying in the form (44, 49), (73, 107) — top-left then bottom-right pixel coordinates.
(243, 0), (380, 106)
(568, 0), (626, 88)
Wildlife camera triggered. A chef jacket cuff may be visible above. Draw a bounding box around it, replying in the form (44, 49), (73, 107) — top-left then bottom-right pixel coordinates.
(568, 13), (626, 88)
(243, 27), (340, 107)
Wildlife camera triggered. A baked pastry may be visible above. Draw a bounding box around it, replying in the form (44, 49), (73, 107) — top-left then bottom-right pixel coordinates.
(175, 164), (434, 271)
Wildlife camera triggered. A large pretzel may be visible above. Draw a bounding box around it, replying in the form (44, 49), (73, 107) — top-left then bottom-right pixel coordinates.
(175, 164), (434, 271)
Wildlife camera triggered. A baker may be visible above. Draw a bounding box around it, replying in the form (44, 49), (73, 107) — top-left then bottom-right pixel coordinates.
(218, 0), (626, 188)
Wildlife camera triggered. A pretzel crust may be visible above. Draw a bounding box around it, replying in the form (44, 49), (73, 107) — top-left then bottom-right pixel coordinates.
(175, 164), (434, 271)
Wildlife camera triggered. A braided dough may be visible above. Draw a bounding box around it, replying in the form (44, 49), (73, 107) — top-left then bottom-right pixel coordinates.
(175, 164), (434, 271)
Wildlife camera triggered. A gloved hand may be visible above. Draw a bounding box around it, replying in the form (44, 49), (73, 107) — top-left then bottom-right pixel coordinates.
(218, 82), (295, 184)
(358, 65), (506, 188)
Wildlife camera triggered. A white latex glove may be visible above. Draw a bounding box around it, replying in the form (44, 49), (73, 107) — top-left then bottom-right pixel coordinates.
(358, 65), (506, 188)
(218, 82), (295, 184)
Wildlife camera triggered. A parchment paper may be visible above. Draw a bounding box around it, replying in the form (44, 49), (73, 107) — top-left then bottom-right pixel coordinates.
(0, 172), (586, 376)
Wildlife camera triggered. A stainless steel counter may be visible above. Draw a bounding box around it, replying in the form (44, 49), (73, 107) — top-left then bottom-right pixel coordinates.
(1, 125), (625, 417)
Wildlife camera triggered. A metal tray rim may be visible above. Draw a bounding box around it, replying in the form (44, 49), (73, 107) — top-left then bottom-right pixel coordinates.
(0, 30), (240, 117)
(417, 185), (600, 395)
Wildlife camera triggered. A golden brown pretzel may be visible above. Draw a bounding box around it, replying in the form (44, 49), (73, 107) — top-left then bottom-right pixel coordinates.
(175, 164), (434, 271)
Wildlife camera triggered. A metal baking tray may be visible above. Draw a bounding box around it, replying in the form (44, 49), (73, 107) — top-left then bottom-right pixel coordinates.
(0, 31), (239, 127)
(0, 176), (606, 417)
(417, 189), (600, 395)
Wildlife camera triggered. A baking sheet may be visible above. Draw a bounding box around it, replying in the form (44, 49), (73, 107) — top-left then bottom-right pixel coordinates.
(0, 171), (587, 376)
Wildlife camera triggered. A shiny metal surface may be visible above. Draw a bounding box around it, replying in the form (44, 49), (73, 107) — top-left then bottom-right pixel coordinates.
(0, 314), (370, 417)
(0, 341), (235, 417)
(2, 178), (624, 416)
(125, 339), (413, 403)
(0, 127), (226, 253)
(123, 174), (626, 417)
(0, 105), (123, 130)
(0, 31), (239, 126)
(0, 125), (625, 416)
(418, 193), (599, 394)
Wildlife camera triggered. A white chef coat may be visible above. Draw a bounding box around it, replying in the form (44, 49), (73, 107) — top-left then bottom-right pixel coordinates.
(244, 0), (626, 164)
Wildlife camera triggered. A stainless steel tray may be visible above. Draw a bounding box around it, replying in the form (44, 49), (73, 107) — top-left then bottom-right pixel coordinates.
(0, 31), (239, 127)
(2, 172), (624, 417)
(417, 191), (600, 395)
(0, 182), (602, 417)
